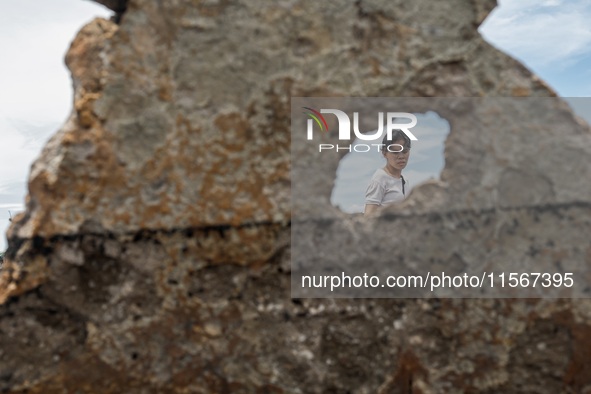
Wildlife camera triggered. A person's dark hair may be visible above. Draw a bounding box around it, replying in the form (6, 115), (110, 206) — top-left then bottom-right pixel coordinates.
(381, 130), (411, 154)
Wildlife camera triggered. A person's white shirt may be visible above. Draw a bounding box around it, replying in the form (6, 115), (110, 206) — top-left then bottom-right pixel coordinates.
(364, 168), (406, 213)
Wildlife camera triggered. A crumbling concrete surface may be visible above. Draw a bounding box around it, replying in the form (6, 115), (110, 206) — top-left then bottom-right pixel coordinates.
(2, 0), (591, 392)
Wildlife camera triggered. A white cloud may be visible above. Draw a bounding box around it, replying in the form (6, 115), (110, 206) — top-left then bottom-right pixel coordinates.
(0, 117), (39, 182)
(0, 0), (111, 250)
(0, 1), (111, 122)
(0, 204), (24, 210)
(480, 0), (591, 68)
(542, 0), (563, 7)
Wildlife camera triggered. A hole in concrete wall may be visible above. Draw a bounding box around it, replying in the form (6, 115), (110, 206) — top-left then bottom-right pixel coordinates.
(330, 112), (450, 214)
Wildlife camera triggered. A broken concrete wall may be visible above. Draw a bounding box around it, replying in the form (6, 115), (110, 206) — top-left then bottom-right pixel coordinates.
(2, 0), (591, 392)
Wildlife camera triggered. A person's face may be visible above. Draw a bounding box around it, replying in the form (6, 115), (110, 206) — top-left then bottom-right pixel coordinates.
(383, 139), (411, 171)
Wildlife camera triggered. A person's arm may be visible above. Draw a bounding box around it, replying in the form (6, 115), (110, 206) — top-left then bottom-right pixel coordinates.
(364, 204), (380, 217)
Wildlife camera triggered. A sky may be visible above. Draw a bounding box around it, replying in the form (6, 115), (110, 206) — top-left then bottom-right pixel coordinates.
(0, 0), (111, 249)
(1, 0), (591, 247)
